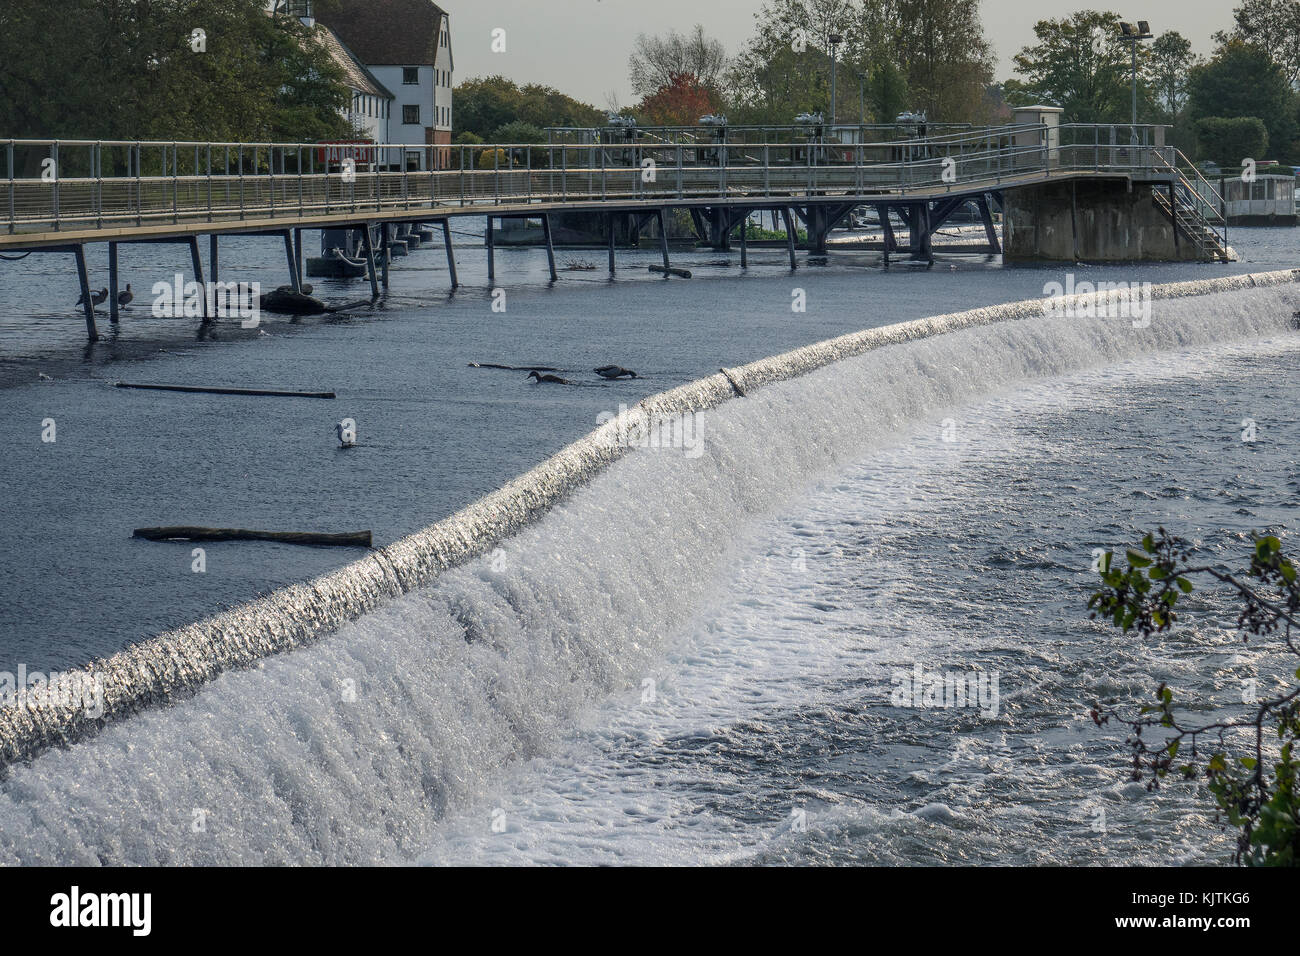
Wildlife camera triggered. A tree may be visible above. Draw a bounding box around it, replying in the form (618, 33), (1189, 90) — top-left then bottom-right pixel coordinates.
(629, 25), (728, 99)
(1148, 31), (1200, 122)
(866, 61), (910, 124)
(1196, 117), (1269, 166)
(1188, 40), (1298, 162)
(725, 0), (994, 125)
(637, 73), (724, 126)
(893, 0), (995, 122)
(1008, 10), (1149, 123)
(1089, 530), (1300, 865)
(452, 76), (604, 141)
(490, 121), (545, 143)
(1216, 0), (1300, 87)
(0, 0), (349, 143)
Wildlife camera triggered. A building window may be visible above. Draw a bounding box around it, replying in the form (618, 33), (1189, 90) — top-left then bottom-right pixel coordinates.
(403, 105), (420, 125)
(405, 151), (421, 171)
(403, 67), (419, 85)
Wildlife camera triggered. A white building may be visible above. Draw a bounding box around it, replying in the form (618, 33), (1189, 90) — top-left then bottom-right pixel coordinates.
(317, 0), (454, 170)
(268, 1), (394, 146)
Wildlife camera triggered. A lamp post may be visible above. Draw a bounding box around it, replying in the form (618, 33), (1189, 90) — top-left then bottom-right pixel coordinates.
(828, 34), (844, 127)
(1118, 20), (1153, 130)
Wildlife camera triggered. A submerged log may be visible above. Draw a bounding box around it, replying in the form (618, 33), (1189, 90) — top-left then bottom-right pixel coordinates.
(132, 526), (372, 548)
(114, 382), (335, 399)
(648, 265), (692, 278)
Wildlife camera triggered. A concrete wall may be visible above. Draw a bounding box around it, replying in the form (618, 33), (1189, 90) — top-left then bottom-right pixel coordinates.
(1003, 179), (1203, 263)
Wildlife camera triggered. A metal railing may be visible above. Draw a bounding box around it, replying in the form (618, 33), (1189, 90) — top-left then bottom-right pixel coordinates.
(2, 124), (1195, 238)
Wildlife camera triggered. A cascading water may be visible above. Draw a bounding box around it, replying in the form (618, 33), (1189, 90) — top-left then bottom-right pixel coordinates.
(0, 272), (1295, 864)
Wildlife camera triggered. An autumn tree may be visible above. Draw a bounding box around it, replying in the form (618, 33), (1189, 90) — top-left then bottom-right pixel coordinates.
(629, 25), (729, 99)
(637, 73), (724, 127)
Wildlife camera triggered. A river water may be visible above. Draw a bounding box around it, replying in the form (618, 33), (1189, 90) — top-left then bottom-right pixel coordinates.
(0, 227), (1295, 864)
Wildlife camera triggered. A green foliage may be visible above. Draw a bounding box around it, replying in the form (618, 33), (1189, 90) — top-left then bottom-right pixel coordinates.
(476, 147), (509, 170)
(490, 121), (546, 144)
(725, 0), (993, 125)
(1149, 30), (1200, 122)
(1008, 10), (1152, 123)
(1089, 529), (1300, 865)
(0, 0), (350, 141)
(1188, 40), (1298, 164)
(454, 76), (603, 141)
(1196, 117), (1269, 167)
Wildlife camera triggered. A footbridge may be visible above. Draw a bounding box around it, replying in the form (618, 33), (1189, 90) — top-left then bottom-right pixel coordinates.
(1, 122), (1230, 341)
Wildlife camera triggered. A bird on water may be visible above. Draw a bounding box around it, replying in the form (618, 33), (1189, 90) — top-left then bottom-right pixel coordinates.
(117, 284), (133, 308)
(594, 365), (637, 379)
(76, 288), (109, 308)
(528, 371), (572, 384)
(335, 421), (356, 448)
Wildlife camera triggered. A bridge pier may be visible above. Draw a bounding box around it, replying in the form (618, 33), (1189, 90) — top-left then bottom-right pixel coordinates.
(380, 223), (391, 291)
(72, 245), (98, 342)
(607, 213), (616, 274)
(780, 208), (798, 270)
(541, 214), (557, 282)
(441, 219), (458, 289)
(210, 235), (219, 286)
(1002, 180), (1207, 262)
(359, 225), (380, 298)
(108, 242), (120, 323)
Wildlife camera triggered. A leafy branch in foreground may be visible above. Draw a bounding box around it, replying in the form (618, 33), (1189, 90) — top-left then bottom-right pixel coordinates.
(1088, 529), (1300, 866)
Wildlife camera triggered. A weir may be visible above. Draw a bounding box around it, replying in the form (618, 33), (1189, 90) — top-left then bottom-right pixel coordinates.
(0, 268), (1294, 798)
(1, 123), (1233, 340)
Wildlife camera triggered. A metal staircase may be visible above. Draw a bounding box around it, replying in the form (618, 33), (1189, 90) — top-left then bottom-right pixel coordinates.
(1151, 151), (1232, 262)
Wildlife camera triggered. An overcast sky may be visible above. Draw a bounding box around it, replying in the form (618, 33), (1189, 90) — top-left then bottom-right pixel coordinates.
(450, 0), (1236, 108)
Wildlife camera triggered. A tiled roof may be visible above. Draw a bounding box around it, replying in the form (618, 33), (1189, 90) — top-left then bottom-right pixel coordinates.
(316, 0), (448, 66)
(315, 23), (394, 99)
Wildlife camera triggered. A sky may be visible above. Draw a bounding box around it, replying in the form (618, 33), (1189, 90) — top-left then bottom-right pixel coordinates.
(449, 0), (1237, 108)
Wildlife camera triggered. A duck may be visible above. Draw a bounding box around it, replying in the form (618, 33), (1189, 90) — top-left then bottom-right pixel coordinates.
(335, 421), (356, 448)
(117, 284), (133, 308)
(528, 371), (572, 385)
(77, 287), (109, 308)
(594, 365), (637, 379)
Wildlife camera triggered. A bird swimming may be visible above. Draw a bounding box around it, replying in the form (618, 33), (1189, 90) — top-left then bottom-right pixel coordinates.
(528, 371), (572, 384)
(335, 420), (356, 448)
(76, 288), (108, 308)
(117, 284), (133, 308)
(594, 365), (637, 379)
(37, 373), (52, 382)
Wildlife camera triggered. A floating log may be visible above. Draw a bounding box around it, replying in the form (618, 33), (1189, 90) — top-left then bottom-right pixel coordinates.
(133, 526), (371, 548)
(114, 382), (335, 399)
(468, 362), (562, 372)
(648, 265), (692, 278)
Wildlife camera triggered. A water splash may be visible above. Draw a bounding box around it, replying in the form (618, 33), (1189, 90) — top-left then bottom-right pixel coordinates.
(0, 270), (1295, 864)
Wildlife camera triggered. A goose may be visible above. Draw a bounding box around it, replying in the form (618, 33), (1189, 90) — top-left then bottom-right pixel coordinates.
(528, 371), (571, 385)
(77, 287), (108, 308)
(37, 373), (52, 382)
(117, 284), (133, 308)
(594, 365), (637, 379)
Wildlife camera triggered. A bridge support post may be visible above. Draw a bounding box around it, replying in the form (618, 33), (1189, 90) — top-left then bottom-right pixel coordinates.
(878, 205), (895, 266)
(210, 234), (219, 286)
(187, 236), (209, 323)
(486, 215), (495, 285)
(738, 210), (748, 268)
(657, 208), (670, 273)
(977, 195), (1001, 255)
(380, 222), (390, 291)
(293, 228), (303, 288)
(781, 208), (797, 270)
(360, 225), (379, 299)
(282, 230), (300, 293)
(441, 219), (458, 289)
(108, 241), (120, 323)
(73, 244), (99, 342)
(607, 213), (616, 274)
(541, 214), (557, 282)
